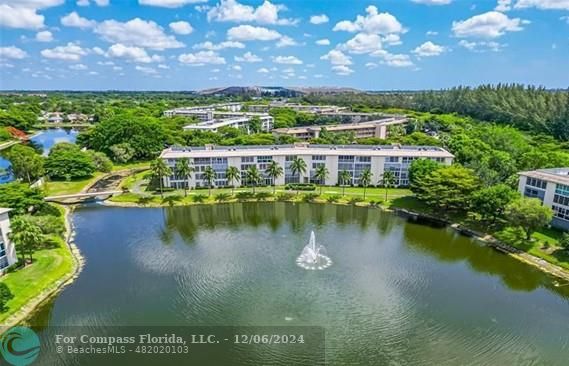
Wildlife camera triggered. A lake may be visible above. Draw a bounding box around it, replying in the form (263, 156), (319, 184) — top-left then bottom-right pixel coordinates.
(29, 203), (569, 365)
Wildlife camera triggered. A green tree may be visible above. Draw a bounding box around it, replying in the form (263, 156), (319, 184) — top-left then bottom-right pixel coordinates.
(87, 151), (113, 173)
(559, 233), (569, 251)
(290, 157), (307, 194)
(359, 168), (373, 200)
(9, 216), (43, 263)
(380, 170), (396, 202)
(150, 159), (171, 198)
(506, 198), (553, 240)
(339, 170), (352, 196)
(408, 158), (440, 193)
(313, 165), (329, 195)
(0, 283), (14, 313)
(265, 160), (283, 194)
(246, 165), (262, 193)
(3, 144), (44, 183)
(0, 183), (45, 215)
(109, 143), (135, 163)
(471, 184), (517, 223)
(225, 166), (240, 195)
(45, 143), (95, 180)
(416, 165), (480, 211)
(175, 158), (193, 197)
(249, 116), (262, 133)
(202, 166), (216, 196)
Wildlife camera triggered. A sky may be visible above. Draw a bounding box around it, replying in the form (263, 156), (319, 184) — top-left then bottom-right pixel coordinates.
(0, 0), (568, 91)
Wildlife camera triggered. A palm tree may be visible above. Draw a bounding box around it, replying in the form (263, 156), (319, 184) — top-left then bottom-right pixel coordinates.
(265, 160), (283, 194)
(380, 170), (397, 202)
(203, 166), (216, 196)
(290, 157), (307, 194)
(313, 165), (329, 195)
(150, 159), (172, 198)
(175, 158), (194, 197)
(225, 166), (240, 195)
(359, 168), (373, 200)
(246, 165), (262, 193)
(339, 170), (352, 196)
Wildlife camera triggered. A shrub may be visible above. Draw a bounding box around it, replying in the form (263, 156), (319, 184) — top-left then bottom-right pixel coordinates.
(276, 192), (295, 201)
(0, 283), (14, 313)
(285, 183), (316, 191)
(215, 193), (231, 202)
(302, 193), (320, 202)
(236, 191), (255, 201)
(349, 197), (364, 205)
(327, 195), (341, 203)
(255, 192), (272, 201)
(162, 195), (182, 207)
(560, 233), (569, 250)
(192, 194), (207, 203)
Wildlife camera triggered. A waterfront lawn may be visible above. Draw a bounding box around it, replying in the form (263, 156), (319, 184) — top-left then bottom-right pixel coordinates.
(0, 239), (74, 324)
(44, 173), (104, 196)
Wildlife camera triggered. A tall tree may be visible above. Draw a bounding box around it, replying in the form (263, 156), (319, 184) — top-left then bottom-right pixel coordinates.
(416, 165), (480, 211)
(9, 217), (43, 263)
(359, 168), (373, 200)
(175, 158), (193, 197)
(225, 166), (240, 195)
(246, 166), (262, 194)
(150, 159), (172, 198)
(506, 198), (553, 240)
(380, 171), (396, 202)
(3, 144), (44, 183)
(202, 166), (216, 196)
(265, 160), (283, 194)
(313, 165), (329, 195)
(339, 170), (352, 196)
(471, 184), (517, 224)
(408, 158), (440, 194)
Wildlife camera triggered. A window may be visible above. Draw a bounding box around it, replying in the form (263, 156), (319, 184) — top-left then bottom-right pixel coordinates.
(402, 157), (416, 164)
(241, 156), (254, 163)
(553, 194), (569, 207)
(257, 156), (273, 163)
(338, 155), (354, 162)
(386, 156), (399, 163)
(312, 155), (326, 161)
(526, 177), (547, 189)
(553, 205), (569, 221)
(285, 155), (296, 162)
(556, 184), (569, 197)
(524, 187), (543, 200)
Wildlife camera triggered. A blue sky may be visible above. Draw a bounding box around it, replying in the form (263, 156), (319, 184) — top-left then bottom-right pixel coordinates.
(0, 0), (567, 91)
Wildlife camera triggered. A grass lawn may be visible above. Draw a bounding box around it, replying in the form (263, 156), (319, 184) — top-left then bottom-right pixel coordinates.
(112, 160), (151, 172)
(44, 173), (104, 196)
(0, 240), (74, 324)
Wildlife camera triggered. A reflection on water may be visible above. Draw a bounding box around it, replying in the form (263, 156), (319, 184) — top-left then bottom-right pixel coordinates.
(27, 203), (569, 365)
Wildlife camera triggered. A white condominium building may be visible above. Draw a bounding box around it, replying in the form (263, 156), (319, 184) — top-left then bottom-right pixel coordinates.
(183, 114), (274, 134)
(518, 168), (569, 231)
(160, 143), (454, 190)
(0, 208), (18, 274)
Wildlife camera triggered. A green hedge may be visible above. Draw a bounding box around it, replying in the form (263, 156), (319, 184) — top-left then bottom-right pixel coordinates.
(285, 183), (316, 191)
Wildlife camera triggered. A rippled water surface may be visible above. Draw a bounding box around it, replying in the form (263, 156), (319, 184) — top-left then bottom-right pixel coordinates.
(31, 203), (569, 365)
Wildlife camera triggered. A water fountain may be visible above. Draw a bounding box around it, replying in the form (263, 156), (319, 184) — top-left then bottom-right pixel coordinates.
(296, 231), (332, 270)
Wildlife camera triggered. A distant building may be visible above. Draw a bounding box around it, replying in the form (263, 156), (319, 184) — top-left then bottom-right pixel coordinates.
(518, 168), (569, 231)
(0, 208), (18, 274)
(183, 114), (274, 134)
(163, 103), (243, 118)
(272, 117), (408, 140)
(160, 143), (453, 189)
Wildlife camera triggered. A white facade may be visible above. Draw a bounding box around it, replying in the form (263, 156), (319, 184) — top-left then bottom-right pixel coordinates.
(0, 208), (18, 274)
(163, 103), (243, 118)
(183, 114), (274, 134)
(518, 168), (569, 231)
(161, 144), (454, 189)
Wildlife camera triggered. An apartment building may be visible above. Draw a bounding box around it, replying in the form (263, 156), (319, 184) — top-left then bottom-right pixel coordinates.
(163, 102), (243, 119)
(183, 114), (274, 133)
(0, 208), (18, 274)
(518, 168), (569, 231)
(160, 143), (453, 190)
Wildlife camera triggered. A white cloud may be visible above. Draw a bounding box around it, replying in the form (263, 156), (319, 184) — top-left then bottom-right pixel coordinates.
(495, 0), (512, 11)
(231, 64), (242, 71)
(514, 0), (569, 10)
(169, 21), (193, 35)
(178, 50), (226, 65)
(106, 43), (164, 63)
(365, 62), (378, 69)
(69, 63), (88, 70)
(41, 42), (88, 61)
(139, 0), (207, 7)
(135, 65), (157, 74)
(562, 15), (569, 24)
(320, 49), (352, 65)
(257, 67), (269, 73)
(207, 0), (298, 25)
(426, 30), (438, 36)
(234, 51), (262, 62)
(333, 5), (405, 35)
(276, 36), (298, 47)
(61, 11), (96, 29)
(371, 50), (414, 67)
(227, 25), (281, 41)
(77, 0), (90, 5)
(95, 18), (184, 49)
(452, 11), (528, 38)
(310, 14), (329, 24)
(272, 55), (302, 64)
(158, 64), (169, 69)
(0, 5), (45, 29)
(0, 46), (28, 59)
(340, 33), (382, 54)
(411, 0), (452, 5)
(193, 41), (245, 50)
(458, 40), (505, 52)
(92, 46), (105, 55)
(316, 38), (330, 46)
(382, 34), (402, 46)
(36, 30), (53, 42)
(412, 41), (446, 56)
(332, 65), (354, 75)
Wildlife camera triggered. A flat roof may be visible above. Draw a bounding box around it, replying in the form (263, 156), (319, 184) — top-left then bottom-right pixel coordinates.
(0, 208), (12, 215)
(519, 168), (569, 186)
(161, 144), (454, 159)
(273, 118), (407, 134)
